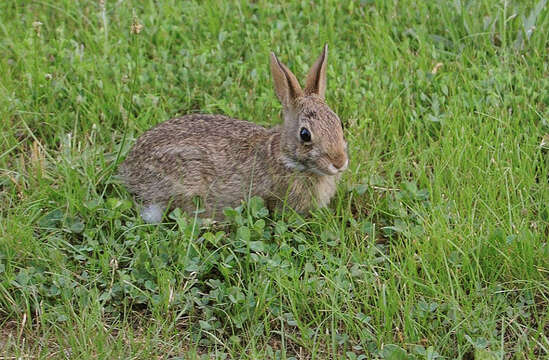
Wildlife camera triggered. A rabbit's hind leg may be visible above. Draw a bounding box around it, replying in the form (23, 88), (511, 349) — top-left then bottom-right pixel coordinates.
(140, 203), (166, 224)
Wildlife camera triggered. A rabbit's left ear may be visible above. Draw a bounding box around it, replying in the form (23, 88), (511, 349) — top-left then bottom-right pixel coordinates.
(304, 44), (328, 99)
(270, 52), (303, 109)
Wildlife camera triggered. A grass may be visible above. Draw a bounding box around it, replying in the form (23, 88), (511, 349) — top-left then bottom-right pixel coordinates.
(1, 0), (548, 358)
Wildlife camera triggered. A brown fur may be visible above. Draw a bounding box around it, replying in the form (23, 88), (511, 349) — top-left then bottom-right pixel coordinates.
(118, 45), (348, 222)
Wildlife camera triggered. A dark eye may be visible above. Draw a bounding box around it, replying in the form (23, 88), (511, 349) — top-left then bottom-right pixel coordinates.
(300, 127), (311, 142)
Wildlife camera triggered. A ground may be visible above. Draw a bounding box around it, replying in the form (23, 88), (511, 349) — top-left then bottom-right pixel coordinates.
(0, 0), (548, 359)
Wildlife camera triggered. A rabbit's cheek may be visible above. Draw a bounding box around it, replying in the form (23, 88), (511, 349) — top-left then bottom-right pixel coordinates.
(305, 147), (320, 159)
(281, 154), (306, 171)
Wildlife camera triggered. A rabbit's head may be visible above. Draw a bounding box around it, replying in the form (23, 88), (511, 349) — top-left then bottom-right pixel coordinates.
(270, 45), (348, 176)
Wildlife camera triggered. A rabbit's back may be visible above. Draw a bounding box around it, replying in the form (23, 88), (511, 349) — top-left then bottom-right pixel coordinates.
(119, 114), (275, 217)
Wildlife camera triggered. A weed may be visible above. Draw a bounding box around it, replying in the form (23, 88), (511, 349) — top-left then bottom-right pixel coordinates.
(1, 0), (548, 358)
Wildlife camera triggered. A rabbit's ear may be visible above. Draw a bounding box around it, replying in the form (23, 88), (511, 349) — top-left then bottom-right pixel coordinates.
(304, 44), (328, 99)
(270, 52), (303, 108)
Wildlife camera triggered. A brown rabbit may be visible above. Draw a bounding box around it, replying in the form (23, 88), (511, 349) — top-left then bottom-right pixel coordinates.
(118, 45), (348, 223)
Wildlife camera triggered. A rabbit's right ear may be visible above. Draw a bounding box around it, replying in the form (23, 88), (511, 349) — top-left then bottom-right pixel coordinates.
(270, 52), (303, 108)
(304, 44), (328, 99)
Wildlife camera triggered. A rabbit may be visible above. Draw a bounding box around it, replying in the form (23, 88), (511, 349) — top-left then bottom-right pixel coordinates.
(118, 45), (348, 223)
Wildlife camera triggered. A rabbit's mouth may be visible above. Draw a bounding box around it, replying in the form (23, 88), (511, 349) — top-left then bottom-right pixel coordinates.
(311, 158), (349, 176)
(281, 154), (346, 177)
(282, 155), (329, 175)
(309, 167), (333, 176)
(309, 165), (338, 177)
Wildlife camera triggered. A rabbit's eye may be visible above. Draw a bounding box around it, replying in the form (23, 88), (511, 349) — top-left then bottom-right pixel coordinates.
(300, 127), (311, 142)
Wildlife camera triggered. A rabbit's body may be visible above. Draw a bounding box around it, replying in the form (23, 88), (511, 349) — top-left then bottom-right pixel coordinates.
(119, 114), (338, 220)
(119, 46), (348, 223)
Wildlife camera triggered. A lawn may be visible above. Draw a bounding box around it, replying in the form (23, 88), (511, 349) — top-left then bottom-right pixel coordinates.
(1, 0), (548, 358)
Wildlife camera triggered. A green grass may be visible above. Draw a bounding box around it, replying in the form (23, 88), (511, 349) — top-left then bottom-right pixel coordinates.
(1, 0), (548, 358)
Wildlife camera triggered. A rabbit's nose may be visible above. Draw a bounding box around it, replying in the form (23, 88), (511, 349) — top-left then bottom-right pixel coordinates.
(332, 155), (348, 172)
